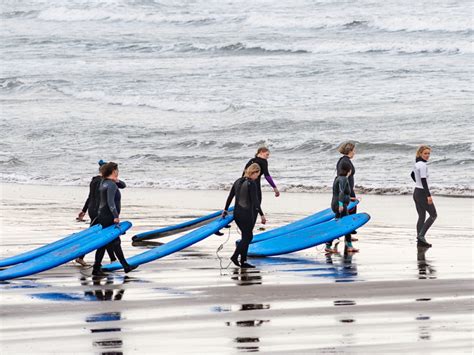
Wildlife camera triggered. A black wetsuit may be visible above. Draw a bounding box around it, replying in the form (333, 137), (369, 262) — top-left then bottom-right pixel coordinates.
(80, 176), (125, 261)
(93, 179), (131, 272)
(225, 177), (263, 263)
(328, 176), (352, 245)
(336, 156), (356, 212)
(411, 157), (437, 240)
(243, 157), (276, 203)
(82, 176), (126, 224)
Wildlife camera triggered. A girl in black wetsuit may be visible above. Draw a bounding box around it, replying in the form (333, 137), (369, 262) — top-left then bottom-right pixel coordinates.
(223, 163), (266, 268)
(336, 142), (360, 243)
(243, 147), (280, 205)
(75, 160), (123, 266)
(92, 162), (137, 276)
(325, 161), (358, 253)
(411, 145), (437, 247)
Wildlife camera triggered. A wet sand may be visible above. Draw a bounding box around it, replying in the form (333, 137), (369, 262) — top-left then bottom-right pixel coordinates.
(0, 183), (473, 354)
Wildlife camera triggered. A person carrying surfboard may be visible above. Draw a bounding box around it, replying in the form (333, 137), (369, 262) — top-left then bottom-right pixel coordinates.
(325, 161), (359, 253)
(75, 160), (123, 267)
(223, 163), (266, 268)
(336, 141), (360, 241)
(92, 162), (137, 276)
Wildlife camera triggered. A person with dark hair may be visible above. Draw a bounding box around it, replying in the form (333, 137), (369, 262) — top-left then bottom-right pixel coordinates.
(223, 163), (266, 268)
(336, 141), (359, 241)
(243, 147), (280, 206)
(92, 162), (137, 276)
(75, 160), (124, 266)
(325, 161), (359, 253)
(411, 145), (437, 247)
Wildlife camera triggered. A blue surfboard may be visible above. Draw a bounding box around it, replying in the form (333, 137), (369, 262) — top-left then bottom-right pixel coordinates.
(248, 213), (370, 257)
(132, 207), (234, 241)
(0, 225), (102, 268)
(0, 222), (132, 281)
(250, 201), (358, 244)
(103, 215), (233, 271)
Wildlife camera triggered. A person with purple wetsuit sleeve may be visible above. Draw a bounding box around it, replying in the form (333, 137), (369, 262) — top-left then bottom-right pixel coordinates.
(243, 147), (280, 206)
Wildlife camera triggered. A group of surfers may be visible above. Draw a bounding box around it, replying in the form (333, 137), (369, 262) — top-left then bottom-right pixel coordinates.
(76, 142), (437, 275)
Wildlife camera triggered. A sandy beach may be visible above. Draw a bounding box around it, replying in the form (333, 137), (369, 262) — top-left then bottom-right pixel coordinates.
(0, 183), (472, 354)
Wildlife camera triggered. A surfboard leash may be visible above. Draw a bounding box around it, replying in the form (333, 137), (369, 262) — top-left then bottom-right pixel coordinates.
(216, 226), (233, 273)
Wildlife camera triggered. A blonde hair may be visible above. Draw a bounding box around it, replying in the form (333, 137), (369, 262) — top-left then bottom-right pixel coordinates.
(244, 163), (261, 178)
(416, 145), (431, 158)
(338, 141), (355, 155)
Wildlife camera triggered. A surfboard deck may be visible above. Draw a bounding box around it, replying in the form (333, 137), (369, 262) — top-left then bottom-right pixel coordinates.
(0, 225), (102, 268)
(250, 201), (359, 244)
(103, 215), (233, 271)
(0, 222), (132, 281)
(248, 213), (370, 257)
(132, 207), (234, 241)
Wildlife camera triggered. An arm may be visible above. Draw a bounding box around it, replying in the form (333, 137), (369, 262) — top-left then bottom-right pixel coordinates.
(338, 178), (348, 206)
(262, 160), (280, 197)
(418, 163), (432, 202)
(410, 171), (416, 182)
(250, 182), (265, 219)
(223, 183), (236, 215)
(77, 197), (89, 220)
(106, 182), (120, 219)
(116, 180), (126, 189)
(81, 197), (89, 213)
(421, 178), (431, 197)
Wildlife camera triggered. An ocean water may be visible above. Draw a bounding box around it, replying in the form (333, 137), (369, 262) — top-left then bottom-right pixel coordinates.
(0, 0), (472, 196)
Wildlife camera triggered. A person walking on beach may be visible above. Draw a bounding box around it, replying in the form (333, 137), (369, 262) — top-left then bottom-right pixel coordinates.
(223, 163), (266, 268)
(75, 160), (123, 266)
(336, 141), (359, 242)
(92, 162), (137, 276)
(411, 145), (437, 247)
(243, 147), (280, 205)
(325, 161), (358, 253)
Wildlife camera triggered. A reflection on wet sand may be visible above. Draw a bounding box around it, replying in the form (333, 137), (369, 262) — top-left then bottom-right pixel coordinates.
(232, 268), (263, 286)
(82, 275), (128, 301)
(239, 304), (270, 311)
(416, 315), (432, 341)
(228, 305), (271, 352)
(417, 246), (436, 279)
(83, 278), (127, 354)
(226, 320), (269, 327)
(334, 300), (357, 306)
(324, 250), (358, 282)
(234, 336), (260, 352)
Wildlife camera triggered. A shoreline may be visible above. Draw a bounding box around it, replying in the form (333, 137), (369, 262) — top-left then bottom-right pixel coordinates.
(1, 181), (472, 198)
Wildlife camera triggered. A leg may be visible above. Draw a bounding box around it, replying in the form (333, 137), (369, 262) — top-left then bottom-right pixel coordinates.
(414, 189), (427, 236)
(106, 245), (117, 262)
(92, 246), (107, 274)
(413, 189), (433, 247)
(110, 238), (137, 273)
(419, 203), (437, 238)
(234, 213), (255, 267)
(109, 238), (128, 267)
(239, 228), (253, 264)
